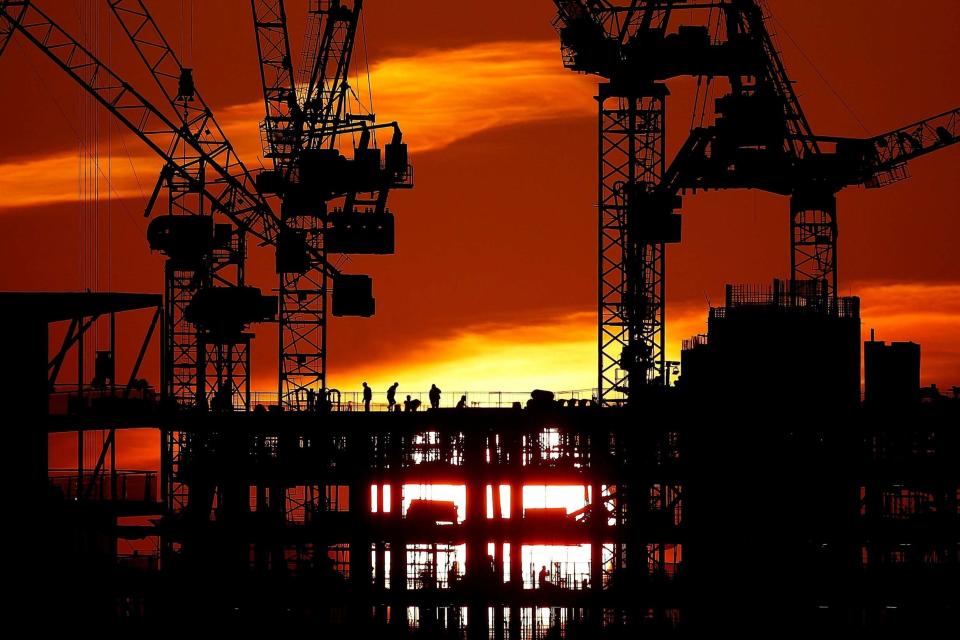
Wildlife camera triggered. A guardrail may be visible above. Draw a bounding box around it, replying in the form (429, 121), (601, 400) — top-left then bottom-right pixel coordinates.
(49, 469), (158, 504)
(250, 389), (599, 412)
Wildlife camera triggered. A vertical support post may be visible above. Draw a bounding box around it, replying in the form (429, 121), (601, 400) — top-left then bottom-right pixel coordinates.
(350, 432), (373, 629)
(492, 472), (505, 640)
(278, 248), (328, 411)
(388, 428), (407, 632)
(77, 319), (84, 486)
(109, 312), (117, 499)
(465, 429), (488, 640)
(508, 429), (523, 640)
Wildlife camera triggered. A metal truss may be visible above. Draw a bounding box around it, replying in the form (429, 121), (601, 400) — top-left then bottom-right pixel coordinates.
(598, 85), (666, 405)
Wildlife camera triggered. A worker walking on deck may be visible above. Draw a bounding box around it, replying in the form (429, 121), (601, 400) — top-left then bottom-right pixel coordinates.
(387, 382), (399, 411)
(429, 384), (442, 409)
(362, 382), (372, 412)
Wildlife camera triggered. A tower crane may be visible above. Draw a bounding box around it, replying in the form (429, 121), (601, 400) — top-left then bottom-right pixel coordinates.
(553, 0), (752, 404)
(104, 0), (262, 412)
(0, 0), (291, 411)
(664, 1), (958, 305)
(253, 0), (412, 410)
(553, 0), (959, 404)
(713, 1), (958, 304)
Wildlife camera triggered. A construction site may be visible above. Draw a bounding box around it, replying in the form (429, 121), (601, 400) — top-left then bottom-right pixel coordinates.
(1, 0), (958, 634)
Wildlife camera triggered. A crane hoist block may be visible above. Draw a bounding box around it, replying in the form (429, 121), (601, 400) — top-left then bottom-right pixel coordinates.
(185, 286), (277, 339)
(276, 229), (311, 274)
(177, 68), (195, 101)
(332, 274), (375, 317)
(326, 210), (395, 255)
(147, 215), (215, 269)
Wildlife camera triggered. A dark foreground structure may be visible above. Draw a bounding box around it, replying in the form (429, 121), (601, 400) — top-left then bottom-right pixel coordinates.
(11, 292), (958, 634)
(2, 1), (957, 632)
(35, 394), (960, 634)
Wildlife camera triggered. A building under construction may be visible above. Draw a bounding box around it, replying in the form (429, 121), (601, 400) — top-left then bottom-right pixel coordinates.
(19, 293), (960, 633)
(1, 0), (958, 635)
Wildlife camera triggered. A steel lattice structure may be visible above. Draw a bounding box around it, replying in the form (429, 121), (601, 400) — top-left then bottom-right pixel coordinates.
(278, 0), (360, 411)
(599, 85), (667, 403)
(554, 0), (959, 405)
(254, 0), (411, 411)
(109, 0), (254, 409)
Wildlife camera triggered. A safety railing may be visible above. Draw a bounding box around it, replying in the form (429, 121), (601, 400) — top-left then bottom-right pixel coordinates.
(250, 389), (598, 412)
(49, 469), (158, 504)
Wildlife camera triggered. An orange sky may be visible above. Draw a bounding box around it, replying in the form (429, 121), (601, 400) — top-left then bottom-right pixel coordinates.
(1, 0), (958, 395)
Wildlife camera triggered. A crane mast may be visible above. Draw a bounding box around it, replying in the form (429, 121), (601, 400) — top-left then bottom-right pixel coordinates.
(107, 0), (259, 412)
(553, 0), (733, 403)
(253, 0), (411, 411)
(252, 0), (300, 168)
(279, 0), (360, 411)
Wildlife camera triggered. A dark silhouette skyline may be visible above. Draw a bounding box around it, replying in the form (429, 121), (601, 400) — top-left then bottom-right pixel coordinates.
(1, 0), (957, 632)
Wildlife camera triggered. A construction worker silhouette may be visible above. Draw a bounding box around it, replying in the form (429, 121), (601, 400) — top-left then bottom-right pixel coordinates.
(362, 382), (372, 412)
(387, 382), (399, 411)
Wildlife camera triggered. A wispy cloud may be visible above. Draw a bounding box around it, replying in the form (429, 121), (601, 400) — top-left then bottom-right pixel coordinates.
(0, 149), (147, 209)
(1, 40), (590, 210)
(365, 40), (595, 153)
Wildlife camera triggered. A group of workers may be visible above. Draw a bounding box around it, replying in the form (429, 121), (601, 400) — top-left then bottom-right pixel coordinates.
(300, 383), (472, 412)
(355, 382), (469, 412)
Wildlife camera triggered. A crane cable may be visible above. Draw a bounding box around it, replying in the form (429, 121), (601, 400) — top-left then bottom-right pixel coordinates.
(765, 8), (872, 137)
(689, 5), (719, 133)
(361, 9), (375, 148)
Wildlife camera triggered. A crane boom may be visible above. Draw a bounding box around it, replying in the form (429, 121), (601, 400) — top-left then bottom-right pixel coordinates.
(108, 0), (265, 213)
(252, 0), (300, 169)
(727, 0), (818, 160)
(0, 0), (26, 58)
(859, 108), (959, 188)
(300, 0), (360, 154)
(0, 0), (339, 277)
(1, 2), (270, 240)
